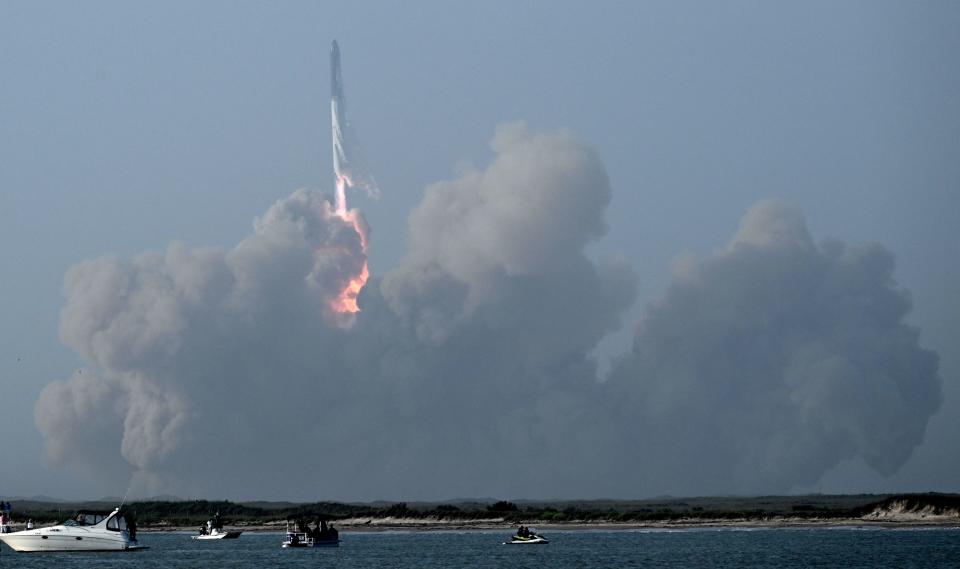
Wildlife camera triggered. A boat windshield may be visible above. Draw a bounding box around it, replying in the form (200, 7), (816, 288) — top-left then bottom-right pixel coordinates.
(68, 513), (107, 526)
(106, 514), (128, 532)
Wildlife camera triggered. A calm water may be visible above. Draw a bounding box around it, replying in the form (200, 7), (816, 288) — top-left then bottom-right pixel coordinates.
(2, 527), (959, 568)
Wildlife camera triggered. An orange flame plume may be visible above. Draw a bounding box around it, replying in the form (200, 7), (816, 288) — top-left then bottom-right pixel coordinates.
(330, 175), (370, 315)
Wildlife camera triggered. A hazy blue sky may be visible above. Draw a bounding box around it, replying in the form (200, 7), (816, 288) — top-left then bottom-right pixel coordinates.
(1, 1), (958, 500)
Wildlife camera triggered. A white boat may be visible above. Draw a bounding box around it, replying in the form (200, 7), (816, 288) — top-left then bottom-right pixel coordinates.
(0, 508), (144, 552)
(192, 528), (242, 540)
(192, 513), (241, 540)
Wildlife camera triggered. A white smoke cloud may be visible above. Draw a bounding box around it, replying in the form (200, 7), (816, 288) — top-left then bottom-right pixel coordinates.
(34, 371), (130, 480)
(383, 122), (629, 342)
(606, 200), (942, 496)
(34, 130), (941, 500)
(36, 124), (635, 499)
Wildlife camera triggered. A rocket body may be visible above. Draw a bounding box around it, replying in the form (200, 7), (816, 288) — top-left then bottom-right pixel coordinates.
(331, 40), (348, 181)
(329, 39), (377, 202)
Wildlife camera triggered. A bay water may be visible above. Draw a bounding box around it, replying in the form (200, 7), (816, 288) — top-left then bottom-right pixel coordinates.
(2, 526), (958, 567)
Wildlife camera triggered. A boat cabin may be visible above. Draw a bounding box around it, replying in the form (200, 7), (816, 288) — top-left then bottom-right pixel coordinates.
(63, 509), (135, 535)
(65, 511), (110, 526)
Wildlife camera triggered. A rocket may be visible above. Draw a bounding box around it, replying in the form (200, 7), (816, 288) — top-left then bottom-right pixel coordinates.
(329, 39), (378, 207)
(331, 40), (349, 181)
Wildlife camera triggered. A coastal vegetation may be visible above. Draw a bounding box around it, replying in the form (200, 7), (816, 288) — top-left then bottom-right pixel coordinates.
(4, 493), (958, 527)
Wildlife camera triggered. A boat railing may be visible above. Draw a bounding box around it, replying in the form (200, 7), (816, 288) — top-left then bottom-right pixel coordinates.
(285, 530), (312, 545)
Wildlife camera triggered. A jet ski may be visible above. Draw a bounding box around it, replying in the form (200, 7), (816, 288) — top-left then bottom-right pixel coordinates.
(505, 533), (549, 544)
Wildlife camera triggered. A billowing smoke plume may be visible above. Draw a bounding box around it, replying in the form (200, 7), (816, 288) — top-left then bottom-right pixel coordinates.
(35, 127), (941, 499)
(36, 123), (636, 499)
(606, 200), (942, 496)
(36, 190), (370, 490)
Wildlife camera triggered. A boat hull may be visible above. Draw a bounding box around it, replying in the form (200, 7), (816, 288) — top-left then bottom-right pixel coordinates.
(193, 530), (242, 540)
(282, 539), (340, 548)
(0, 530), (136, 552)
(506, 537), (549, 544)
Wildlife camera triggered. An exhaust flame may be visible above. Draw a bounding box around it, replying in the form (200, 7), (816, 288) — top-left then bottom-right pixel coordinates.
(330, 256), (369, 314)
(330, 175), (370, 315)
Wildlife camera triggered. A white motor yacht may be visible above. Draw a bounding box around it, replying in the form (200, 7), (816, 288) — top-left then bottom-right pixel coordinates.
(0, 508), (144, 552)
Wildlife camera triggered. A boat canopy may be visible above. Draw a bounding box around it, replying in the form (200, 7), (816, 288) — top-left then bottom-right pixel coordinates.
(64, 511), (111, 526)
(285, 513), (334, 521)
(62, 508), (131, 531)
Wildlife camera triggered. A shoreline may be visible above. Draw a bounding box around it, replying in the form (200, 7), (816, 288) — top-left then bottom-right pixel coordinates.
(6, 494), (958, 534)
(135, 517), (960, 533)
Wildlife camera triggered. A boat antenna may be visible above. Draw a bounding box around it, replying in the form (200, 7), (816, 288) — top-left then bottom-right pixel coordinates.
(118, 479), (134, 510)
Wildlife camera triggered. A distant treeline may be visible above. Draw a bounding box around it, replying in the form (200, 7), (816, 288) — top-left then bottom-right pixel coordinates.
(6, 493), (959, 526)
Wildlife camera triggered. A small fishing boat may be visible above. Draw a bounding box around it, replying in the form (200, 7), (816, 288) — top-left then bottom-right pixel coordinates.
(192, 527), (242, 540)
(192, 512), (242, 540)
